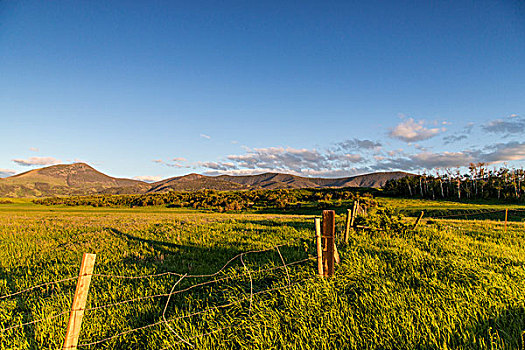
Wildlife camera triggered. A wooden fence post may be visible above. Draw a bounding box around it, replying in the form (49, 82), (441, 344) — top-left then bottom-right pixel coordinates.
(413, 211), (424, 229)
(322, 210), (335, 277)
(344, 208), (351, 243)
(314, 218), (324, 277)
(63, 253), (96, 350)
(350, 201), (357, 229)
(504, 208), (508, 233)
(334, 243), (341, 265)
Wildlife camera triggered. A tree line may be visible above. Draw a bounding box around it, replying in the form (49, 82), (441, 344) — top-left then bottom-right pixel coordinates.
(384, 164), (525, 201)
(34, 188), (371, 212)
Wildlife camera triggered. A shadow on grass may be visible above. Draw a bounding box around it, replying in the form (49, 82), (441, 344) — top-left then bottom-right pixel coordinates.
(470, 306), (525, 349)
(90, 227), (312, 349)
(0, 266), (39, 350)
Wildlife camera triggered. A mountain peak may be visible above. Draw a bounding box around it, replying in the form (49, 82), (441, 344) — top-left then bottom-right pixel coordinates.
(1, 163), (150, 197)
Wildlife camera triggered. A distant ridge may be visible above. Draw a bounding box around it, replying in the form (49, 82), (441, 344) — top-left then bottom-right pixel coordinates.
(0, 163), (413, 198)
(212, 172), (409, 190)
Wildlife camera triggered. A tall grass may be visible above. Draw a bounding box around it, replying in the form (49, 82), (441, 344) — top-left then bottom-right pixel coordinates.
(0, 202), (524, 349)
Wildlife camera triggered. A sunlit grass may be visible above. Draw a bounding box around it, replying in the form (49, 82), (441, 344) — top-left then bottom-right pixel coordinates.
(0, 200), (524, 349)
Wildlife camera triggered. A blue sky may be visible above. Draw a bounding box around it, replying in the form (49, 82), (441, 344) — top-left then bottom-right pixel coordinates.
(1, 0), (524, 181)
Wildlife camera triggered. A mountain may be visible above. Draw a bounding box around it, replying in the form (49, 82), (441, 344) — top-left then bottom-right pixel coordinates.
(0, 163), (413, 198)
(150, 171), (411, 192)
(148, 174), (249, 192)
(0, 163), (150, 197)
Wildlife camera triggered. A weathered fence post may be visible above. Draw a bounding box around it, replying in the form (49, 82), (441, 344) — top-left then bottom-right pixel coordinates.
(63, 253), (96, 350)
(413, 211), (424, 229)
(314, 218), (324, 277)
(334, 243), (341, 265)
(504, 208), (508, 233)
(350, 201), (357, 229)
(344, 208), (352, 243)
(322, 210), (335, 277)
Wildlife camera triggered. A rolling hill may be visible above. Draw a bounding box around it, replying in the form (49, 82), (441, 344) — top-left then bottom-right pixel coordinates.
(0, 163), (413, 197)
(0, 163), (150, 197)
(213, 171), (409, 190)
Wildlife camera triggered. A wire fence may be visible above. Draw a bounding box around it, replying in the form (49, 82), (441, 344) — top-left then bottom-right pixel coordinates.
(424, 208), (525, 220)
(0, 236), (317, 349)
(1, 205), (523, 348)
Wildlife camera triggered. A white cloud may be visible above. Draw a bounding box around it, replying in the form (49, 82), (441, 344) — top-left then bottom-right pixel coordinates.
(152, 159), (163, 164)
(198, 145), (364, 177)
(12, 157), (61, 166)
(172, 157), (186, 162)
(371, 151), (475, 171)
(29, 147), (39, 152)
(389, 118), (443, 142)
(200, 134), (211, 139)
(0, 168), (16, 178)
(133, 175), (163, 183)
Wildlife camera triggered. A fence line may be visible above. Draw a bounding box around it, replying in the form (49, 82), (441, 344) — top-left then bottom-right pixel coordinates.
(0, 310), (70, 333)
(0, 256), (315, 335)
(157, 278), (318, 350)
(161, 274), (189, 348)
(429, 209), (507, 219)
(77, 276), (315, 348)
(1, 233), (318, 350)
(85, 257), (313, 313)
(0, 276), (78, 301)
(0, 238), (312, 303)
(427, 208), (525, 220)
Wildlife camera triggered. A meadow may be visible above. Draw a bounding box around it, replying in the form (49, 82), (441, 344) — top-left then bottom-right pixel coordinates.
(0, 198), (524, 349)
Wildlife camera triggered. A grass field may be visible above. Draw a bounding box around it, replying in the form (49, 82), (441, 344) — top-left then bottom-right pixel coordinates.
(1, 199), (524, 349)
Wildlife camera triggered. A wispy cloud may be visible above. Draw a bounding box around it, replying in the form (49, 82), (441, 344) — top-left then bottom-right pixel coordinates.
(335, 138), (382, 152)
(443, 134), (468, 145)
(370, 151), (475, 171)
(389, 118), (444, 142)
(153, 158), (187, 167)
(12, 157), (61, 166)
(481, 141), (525, 163)
(0, 169), (16, 178)
(369, 142), (525, 171)
(198, 146), (365, 177)
(200, 133), (211, 139)
(29, 147), (39, 152)
(482, 114), (525, 134)
(133, 175), (163, 183)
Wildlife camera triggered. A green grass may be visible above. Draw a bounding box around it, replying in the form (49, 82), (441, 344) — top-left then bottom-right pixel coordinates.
(0, 199), (524, 349)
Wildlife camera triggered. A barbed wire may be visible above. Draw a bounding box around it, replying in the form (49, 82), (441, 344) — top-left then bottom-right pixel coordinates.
(0, 276), (77, 301)
(239, 253), (253, 316)
(429, 209), (507, 219)
(0, 310), (70, 333)
(427, 208), (525, 220)
(92, 238), (313, 281)
(85, 258), (314, 313)
(158, 276), (317, 350)
(78, 275), (316, 348)
(162, 274), (190, 348)
(0, 237), (313, 340)
(275, 246), (291, 286)
(0, 236), (311, 304)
